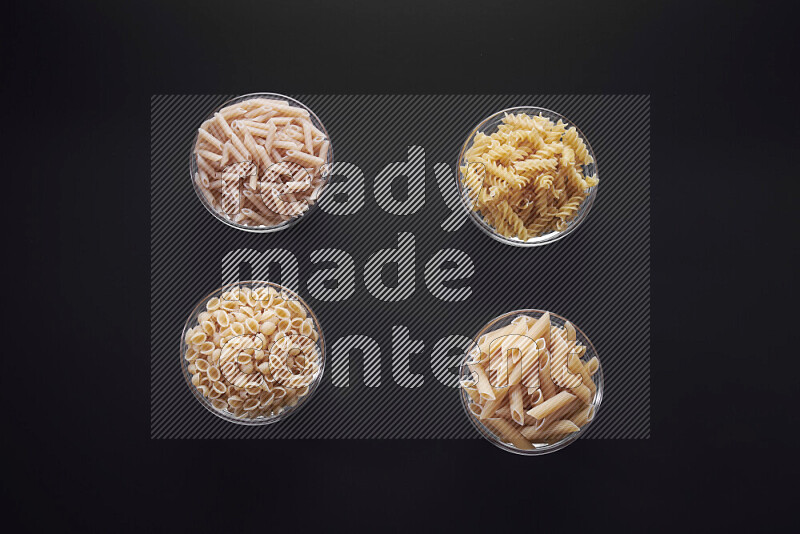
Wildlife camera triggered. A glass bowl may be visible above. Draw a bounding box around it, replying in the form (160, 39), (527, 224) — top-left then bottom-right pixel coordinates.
(180, 280), (326, 425)
(189, 92), (333, 233)
(456, 106), (598, 247)
(458, 309), (603, 455)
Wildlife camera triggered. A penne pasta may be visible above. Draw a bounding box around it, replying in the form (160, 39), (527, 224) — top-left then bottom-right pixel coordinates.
(197, 148), (222, 162)
(273, 139), (303, 150)
(301, 119), (314, 154)
(244, 106), (273, 118)
(568, 352), (596, 397)
(318, 140), (330, 163)
(527, 312), (552, 349)
(549, 333), (582, 388)
(197, 128), (223, 151)
(586, 356), (599, 376)
(479, 397), (505, 420)
(284, 149), (324, 168)
(520, 420), (580, 442)
(269, 116), (293, 127)
(215, 112), (249, 156)
(460, 380), (481, 404)
(193, 97), (331, 229)
(527, 390), (576, 420)
(568, 405), (595, 428)
(270, 104), (310, 118)
(539, 351), (557, 399)
(483, 418), (534, 450)
(460, 312), (600, 452)
(563, 321), (576, 341)
(570, 384), (592, 405)
(518, 337), (544, 390)
(468, 363), (496, 400)
(509, 385), (525, 425)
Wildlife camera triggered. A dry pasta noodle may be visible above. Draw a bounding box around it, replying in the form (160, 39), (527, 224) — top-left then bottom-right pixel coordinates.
(460, 311), (599, 449)
(460, 111), (597, 240)
(183, 284), (323, 420)
(193, 97), (331, 228)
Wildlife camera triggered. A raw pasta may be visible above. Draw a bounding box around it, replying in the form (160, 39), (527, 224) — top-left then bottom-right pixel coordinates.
(183, 285), (323, 420)
(193, 97), (331, 228)
(460, 311), (600, 449)
(460, 112), (597, 240)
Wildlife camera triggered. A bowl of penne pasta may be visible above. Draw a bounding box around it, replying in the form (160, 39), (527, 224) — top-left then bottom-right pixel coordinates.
(459, 309), (603, 454)
(456, 106), (598, 246)
(190, 93), (333, 232)
(181, 280), (326, 425)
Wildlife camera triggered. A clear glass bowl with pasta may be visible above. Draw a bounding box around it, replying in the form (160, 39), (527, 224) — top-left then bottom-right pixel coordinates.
(190, 93), (334, 233)
(456, 106), (598, 247)
(458, 309), (603, 455)
(180, 280), (326, 425)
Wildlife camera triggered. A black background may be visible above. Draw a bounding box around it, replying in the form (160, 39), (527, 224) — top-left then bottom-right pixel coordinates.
(6, 0), (795, 531)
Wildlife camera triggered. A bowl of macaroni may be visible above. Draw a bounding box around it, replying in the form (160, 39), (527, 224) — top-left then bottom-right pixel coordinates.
(190, 93), (333, 233)
(456, 106), (598, 246)
(458, 309), (603, 454)
(180, 280), (326, 425)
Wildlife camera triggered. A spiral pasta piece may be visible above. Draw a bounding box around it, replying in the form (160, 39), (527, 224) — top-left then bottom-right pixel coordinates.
(497, 200), (527, 240)
(485, 143), (517, 164)
(555, 194), (586, 222)
(526, 207), (559, 236)
(514, 158), (558, 176)
(563, 127), (591, 164)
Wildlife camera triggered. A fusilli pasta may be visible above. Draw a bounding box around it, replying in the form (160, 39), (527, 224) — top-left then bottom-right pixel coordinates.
(460, 111), (597, 240)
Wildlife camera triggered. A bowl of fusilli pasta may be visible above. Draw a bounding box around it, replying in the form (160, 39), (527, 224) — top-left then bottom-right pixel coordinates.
(180, 280), (326, 425)
(457, 106), (598, 246)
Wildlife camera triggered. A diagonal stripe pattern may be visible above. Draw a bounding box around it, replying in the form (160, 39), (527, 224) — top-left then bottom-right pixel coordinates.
(151, 95), (650, 439)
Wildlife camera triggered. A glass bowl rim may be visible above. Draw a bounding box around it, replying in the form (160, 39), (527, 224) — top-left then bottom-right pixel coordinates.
(179, 279), (327, 426)
(458, 308), (603, 455)
(455, 105), (599, 247)
(188, 92), (334, 234)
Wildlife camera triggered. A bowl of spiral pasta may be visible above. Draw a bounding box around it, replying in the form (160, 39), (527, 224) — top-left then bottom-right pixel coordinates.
(190, 93), (333, 232)
(180, 281), (326, 425)
(458, 310), (603, 454)
(457, 107), (598, 246)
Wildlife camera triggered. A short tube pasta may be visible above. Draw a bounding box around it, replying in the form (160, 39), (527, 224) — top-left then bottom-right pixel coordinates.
(539, 351), (557, 400)
(509, 385), (525, 425)
(468, 362), (496, 401)
(527, 391), (577, 420)
(568, 352), (596, 397)
(483, 418), (534, 450)
(520, 420), (581, 442)
(568, 405), (595, 428)
(183, 284), (323, 421)
(460, 311), (600, 450)
(192, 97), (331, 229)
